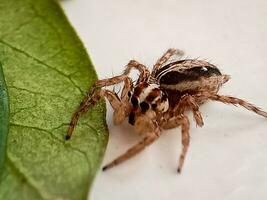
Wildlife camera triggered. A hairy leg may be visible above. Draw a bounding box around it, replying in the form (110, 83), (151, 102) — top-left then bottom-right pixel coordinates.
(102, 125), (160, 171)
(113, 77), (133, 124)
(174, 94), (204, 127)
(66, 89), (121, 140)
(94, 74), (128, 88)
(151, 48), (184, 77)
(66, 76), (132, 140)
(120, 76), (133, 101)
(124, 60), (150, 83)
(177, 115), (190, 173)
(92, 59), (149, 88)
(66, 59), (147, 140)
(160, 114), (190, 173)
(194, 92), (267, 118)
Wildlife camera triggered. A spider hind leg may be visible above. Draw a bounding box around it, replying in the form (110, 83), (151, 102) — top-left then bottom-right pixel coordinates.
(152, 48), (184, 77)
(195, 92), (267, 118)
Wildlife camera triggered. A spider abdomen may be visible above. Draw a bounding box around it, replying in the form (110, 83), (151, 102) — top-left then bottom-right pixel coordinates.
(155, 60), (227, 92)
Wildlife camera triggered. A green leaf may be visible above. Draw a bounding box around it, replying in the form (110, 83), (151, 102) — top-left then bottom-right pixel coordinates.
(0, 0), (108, 199)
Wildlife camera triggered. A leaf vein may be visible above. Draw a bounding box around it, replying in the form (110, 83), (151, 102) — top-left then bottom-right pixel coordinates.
(9, 123), (91, 166)
(0, 39), (83, 95)
(6, 157), (46, 199)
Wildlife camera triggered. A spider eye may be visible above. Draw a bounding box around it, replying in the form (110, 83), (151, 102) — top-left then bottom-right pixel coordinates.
(151, 104), (157, 110)
(128, 112), (135, 125)
(127, 91), (132, 97)
(162, 92), (168, 101)
(140, 101), (150, 113)
(131, 96), (138, 106)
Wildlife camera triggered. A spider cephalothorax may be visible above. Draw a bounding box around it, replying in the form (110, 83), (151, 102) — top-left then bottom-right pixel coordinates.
(128, 82), (169, 134)
(66, 49), (267, 173)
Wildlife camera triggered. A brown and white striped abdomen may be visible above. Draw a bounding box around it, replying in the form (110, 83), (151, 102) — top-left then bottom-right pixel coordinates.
(155, 59), (229, 93)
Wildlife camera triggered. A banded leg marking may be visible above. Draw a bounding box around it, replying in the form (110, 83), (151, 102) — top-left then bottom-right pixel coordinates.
(152, 48), (184, 77)
(102, 125), (160, 171)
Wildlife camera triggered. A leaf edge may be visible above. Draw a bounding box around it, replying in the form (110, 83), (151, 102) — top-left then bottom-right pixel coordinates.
(0, 62), (9, 177)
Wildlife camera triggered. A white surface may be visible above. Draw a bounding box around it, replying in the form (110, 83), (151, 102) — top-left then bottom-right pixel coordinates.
(61, 1), (267, 200)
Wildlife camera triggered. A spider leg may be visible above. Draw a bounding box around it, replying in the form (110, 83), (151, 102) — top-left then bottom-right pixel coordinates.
(194, 92), (267, 118)
(162, 114), (190, 173)
(124, 60), (150, 83)
(113, 77), (133, 125)
(177, 115), (190, 173)
(94, 74), (128, 88)
(66, 75), (132, 140)
(174, 94), (204, 127)
(67, 59), (148, 140)
(95, 59), (149, 88)
(102, 125), (160, 171)
(120, 76), (133, 101)
(66, 89), (124, 140)
(151, 48), (184, 77)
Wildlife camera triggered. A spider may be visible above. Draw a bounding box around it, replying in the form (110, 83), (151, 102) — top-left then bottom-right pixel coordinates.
(66, 49), (267, 173)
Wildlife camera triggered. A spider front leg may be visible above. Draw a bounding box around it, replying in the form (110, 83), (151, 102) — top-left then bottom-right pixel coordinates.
(120, 75), (133, 102)
(113, 77), (133, 125)
(124, 60), (150, 83)
(102, 123), (160, 171)
(161, 114), (190, 173)
(151, 48), (184, 77)
(174, 94), (204, 127)
(66, 75), (131, 140)
(94, 59), (149, 88)
(194, 92), (267, 118)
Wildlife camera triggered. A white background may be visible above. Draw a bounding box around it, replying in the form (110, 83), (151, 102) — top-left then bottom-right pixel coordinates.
(61, 1), (267, 200)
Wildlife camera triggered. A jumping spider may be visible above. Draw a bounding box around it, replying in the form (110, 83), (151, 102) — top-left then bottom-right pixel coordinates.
(66, 49), (267, 173)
